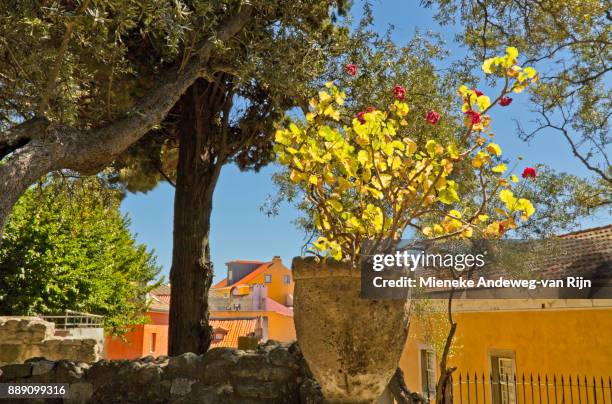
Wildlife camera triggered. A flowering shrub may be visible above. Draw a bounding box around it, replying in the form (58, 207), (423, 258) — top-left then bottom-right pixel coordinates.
(274, 47), (539, 263)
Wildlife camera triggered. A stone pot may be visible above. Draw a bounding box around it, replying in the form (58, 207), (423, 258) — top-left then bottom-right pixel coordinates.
(292, 257), (411, 403)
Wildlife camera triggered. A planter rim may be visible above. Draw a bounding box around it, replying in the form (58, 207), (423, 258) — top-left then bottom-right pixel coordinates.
(291, 256), (361, 280)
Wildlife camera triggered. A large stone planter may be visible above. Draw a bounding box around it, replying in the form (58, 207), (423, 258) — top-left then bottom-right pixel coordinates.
(292, 257), (411, 403)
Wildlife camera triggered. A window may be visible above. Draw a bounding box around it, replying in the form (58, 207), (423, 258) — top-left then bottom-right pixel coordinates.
(283, 275), (291, 284)
(420, 349), (436, 401)
(265, 275), (272, 283)
(150, 333), (157, 353)
(491, 353), (516, 404)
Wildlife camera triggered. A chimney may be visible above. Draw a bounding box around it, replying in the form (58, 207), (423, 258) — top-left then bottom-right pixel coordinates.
(272, 256), (281, 264)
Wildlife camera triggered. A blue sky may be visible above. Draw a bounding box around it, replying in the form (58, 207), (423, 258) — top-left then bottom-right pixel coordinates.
(120, 0), (610, 282)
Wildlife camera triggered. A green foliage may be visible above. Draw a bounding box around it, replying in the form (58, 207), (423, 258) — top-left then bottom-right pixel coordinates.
(422, 0), (611, 182)
(509, 166), (611, 238)
(0, 0), (347, 128)
(0, 175), (161, 336)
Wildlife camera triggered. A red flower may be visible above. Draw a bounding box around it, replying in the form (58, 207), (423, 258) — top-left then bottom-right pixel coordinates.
(465, 110), (481, 124)
(356, 111), (366, 124)
(357, 106), (376, 124)
(392, 85), (406, 101)
(521, 167), (537, 179)
(345, 64), (357, 76)
(425, 110), (441, 125)
(499, 96), (513, 106)
(474, 89), (484, 97)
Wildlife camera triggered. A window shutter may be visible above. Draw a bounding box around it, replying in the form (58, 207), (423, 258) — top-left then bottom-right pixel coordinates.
(421, 350), (429, 394)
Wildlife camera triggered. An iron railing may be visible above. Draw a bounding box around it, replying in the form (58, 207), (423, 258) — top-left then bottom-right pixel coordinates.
(425, 372), (612, 404)
(40, 310), (103, 329)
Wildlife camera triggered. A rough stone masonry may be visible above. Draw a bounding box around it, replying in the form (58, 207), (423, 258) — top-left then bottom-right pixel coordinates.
(0, 340), (325, 404)
(0, 317), (102, 366)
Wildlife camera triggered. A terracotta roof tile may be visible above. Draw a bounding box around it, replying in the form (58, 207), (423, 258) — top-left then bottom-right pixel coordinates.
(414, 225), (611, 294)
(209, 318), (258, 348)
(560, 224), (612, 240)
(150, 284), (171, 296)
(212, 278), (228, 288)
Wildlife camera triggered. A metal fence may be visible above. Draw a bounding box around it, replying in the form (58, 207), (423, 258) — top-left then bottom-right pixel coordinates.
(40, 310), (103, 329)
(439, 372), (612, 404)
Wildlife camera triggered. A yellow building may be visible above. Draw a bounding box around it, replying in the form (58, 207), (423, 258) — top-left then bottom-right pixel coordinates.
(400, 225), (612, 403)
(210, 256), (296, 344)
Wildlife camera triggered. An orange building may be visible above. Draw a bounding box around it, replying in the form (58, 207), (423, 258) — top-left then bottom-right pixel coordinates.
(210, 256), (296, 343)
(105, 256), (296, 359)
(400, 225), (612, 403)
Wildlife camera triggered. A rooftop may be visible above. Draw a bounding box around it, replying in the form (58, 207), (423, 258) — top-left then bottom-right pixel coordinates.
(210, 318), (258, 348)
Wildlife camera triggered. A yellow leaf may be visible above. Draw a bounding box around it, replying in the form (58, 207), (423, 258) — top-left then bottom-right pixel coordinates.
(523, 66), (537, 79)
(499, 189), (516, 210)
(357, 150), (369, 166)
(447, 143), (460, 159)
(328, 199), (343, 212)
(392, 156), (402, 171)
(492, 163), (507, 173)
(449, 209), (462, 219)
(477, 214), (489, 222)
(482, 58), (496, 74)
(394, 101), (409, 117)
(319, 90), (331, 102)
(426, 140), (438, 156)
(486, 143), (502, 156)
(289, 170), (302, 183)
(516, 198), (535, 218)
(506, 46), (519, 60)
(462, 227), (473, 237)
(309, 175), (318, 185)
(439, 188), (459, 205)
(477, 95), (491, 111)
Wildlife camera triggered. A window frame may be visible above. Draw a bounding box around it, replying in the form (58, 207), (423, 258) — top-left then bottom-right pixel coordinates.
(264, 274), (272, 283)
(419, 347), (437, 401)
(489, 349), (517, 404)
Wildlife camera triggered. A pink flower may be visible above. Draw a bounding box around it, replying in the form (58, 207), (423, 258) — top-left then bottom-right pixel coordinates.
(522, 167), (537, 179)
(425, 110), (441, 125)
(474, 89), (484, 97)
(392, 85), (406, 101)
(499, 96), (513, 106)
(345, 64), (357, 76)
(465, 110), (481, 124)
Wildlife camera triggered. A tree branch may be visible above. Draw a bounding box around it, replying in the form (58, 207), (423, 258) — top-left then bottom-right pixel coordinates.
(0, 5), (252, 238)
(37, 0), (92, 116)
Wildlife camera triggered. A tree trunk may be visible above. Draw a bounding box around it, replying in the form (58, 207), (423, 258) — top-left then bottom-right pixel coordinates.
(168, 82), (223, 355)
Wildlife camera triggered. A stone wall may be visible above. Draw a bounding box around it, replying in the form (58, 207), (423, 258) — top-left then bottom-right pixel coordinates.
(0, 317), (102, 366)
(0, 341), (324, 404)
